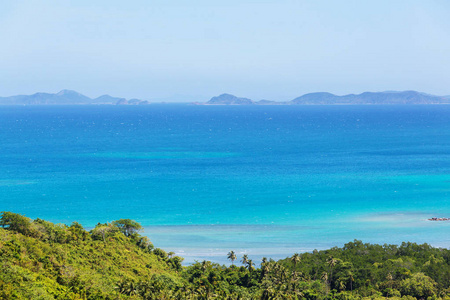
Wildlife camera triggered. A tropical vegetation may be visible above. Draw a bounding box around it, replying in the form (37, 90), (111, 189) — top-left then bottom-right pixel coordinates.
(1, 211), (450, 299)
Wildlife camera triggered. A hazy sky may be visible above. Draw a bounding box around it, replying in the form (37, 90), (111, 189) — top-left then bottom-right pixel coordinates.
(1, 0), (449, 101)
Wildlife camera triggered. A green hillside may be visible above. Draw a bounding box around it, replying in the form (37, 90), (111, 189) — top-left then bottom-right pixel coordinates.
(1, 212), (450, 299)
(0, 212), (180, 299)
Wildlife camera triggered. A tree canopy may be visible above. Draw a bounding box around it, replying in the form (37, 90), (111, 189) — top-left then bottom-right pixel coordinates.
(112, 218), (143, 237)
(1, 212), (450, 299)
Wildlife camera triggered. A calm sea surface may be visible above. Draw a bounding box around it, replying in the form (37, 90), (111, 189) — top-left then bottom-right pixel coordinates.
(1, 105), (450, 263)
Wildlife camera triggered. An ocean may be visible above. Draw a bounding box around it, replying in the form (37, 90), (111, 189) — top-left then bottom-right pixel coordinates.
(1, 104), (450, 264)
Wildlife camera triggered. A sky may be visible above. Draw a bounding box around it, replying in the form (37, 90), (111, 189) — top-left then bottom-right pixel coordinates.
(0, 0), (449, 102)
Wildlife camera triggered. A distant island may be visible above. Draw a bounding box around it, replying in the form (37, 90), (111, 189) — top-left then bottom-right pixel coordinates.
(0, 89), (148, 105)
(202, 91), (450, 105)
(1, 89), (450, 105)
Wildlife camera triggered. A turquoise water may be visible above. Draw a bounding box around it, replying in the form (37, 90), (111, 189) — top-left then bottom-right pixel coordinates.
(1, 105), (450, 263)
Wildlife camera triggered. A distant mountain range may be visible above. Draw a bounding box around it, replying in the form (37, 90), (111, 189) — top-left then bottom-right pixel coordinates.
(1, 90), (450, 105)
(205, 91), (450, 105)
(0, 90), (148, 105)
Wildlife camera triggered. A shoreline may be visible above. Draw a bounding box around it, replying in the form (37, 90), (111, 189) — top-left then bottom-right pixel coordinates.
(141, 215), (450, 265)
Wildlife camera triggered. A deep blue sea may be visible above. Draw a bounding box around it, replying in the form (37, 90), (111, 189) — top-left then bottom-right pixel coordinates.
(1, 105), (450, 264)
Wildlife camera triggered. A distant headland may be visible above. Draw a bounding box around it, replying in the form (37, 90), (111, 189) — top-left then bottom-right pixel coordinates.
(0, 89), (149, 105)
(201, 91), (450, 105)
(1, 89), (450, 105)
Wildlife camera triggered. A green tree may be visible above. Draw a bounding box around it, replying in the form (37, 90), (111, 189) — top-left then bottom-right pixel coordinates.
(153, 248), (168, 259)
(91, 223), (118, 241)
(291, 253), (301, 268)
(168, 256), (184, 271)
(112, 219), (143, 237)
(136, 236), (154, 252)
(241, 254), (249, 266)
(321, 272), (329, 294)
(227, 251), (237, 265)
(68, 221), (90, 241)
(327, 256), (339, 288)
(399, 272), (437, 299)
(247, 259), (254, 272)
(0, 211), (32, 235)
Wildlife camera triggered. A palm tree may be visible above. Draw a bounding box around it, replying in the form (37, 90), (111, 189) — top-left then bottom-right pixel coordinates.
(201, 260), (208, 272)
(227, 251), (237, 265)
(291, 253), (301, 268)
(321, 272), (329, 294)
(261, 262), (271, 278)
(291, 271), (300, 281)
(339, 280), (346, 291)
(326, 256), (338, 288)
(115, 280), (127, 294)
(241, 254), (249, 266)
(321, 272), (328, 282)
(246, 259), (254, 272)
(348, 271), (354, 291)
(261, 257), (268, 265)
(125, 280), (138, 296)
(386, 273), (393, 289)
(291, 271), (301, 291)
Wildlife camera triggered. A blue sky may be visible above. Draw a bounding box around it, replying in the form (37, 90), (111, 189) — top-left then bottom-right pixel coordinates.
(0, 0), (449, 101)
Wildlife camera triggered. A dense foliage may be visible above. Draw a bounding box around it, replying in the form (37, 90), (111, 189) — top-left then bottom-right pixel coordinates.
(0, 212), (179, 299)
(1, 212), (450, 299)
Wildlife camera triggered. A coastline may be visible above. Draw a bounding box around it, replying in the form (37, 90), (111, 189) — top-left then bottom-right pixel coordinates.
(143, 213), (450, 264)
